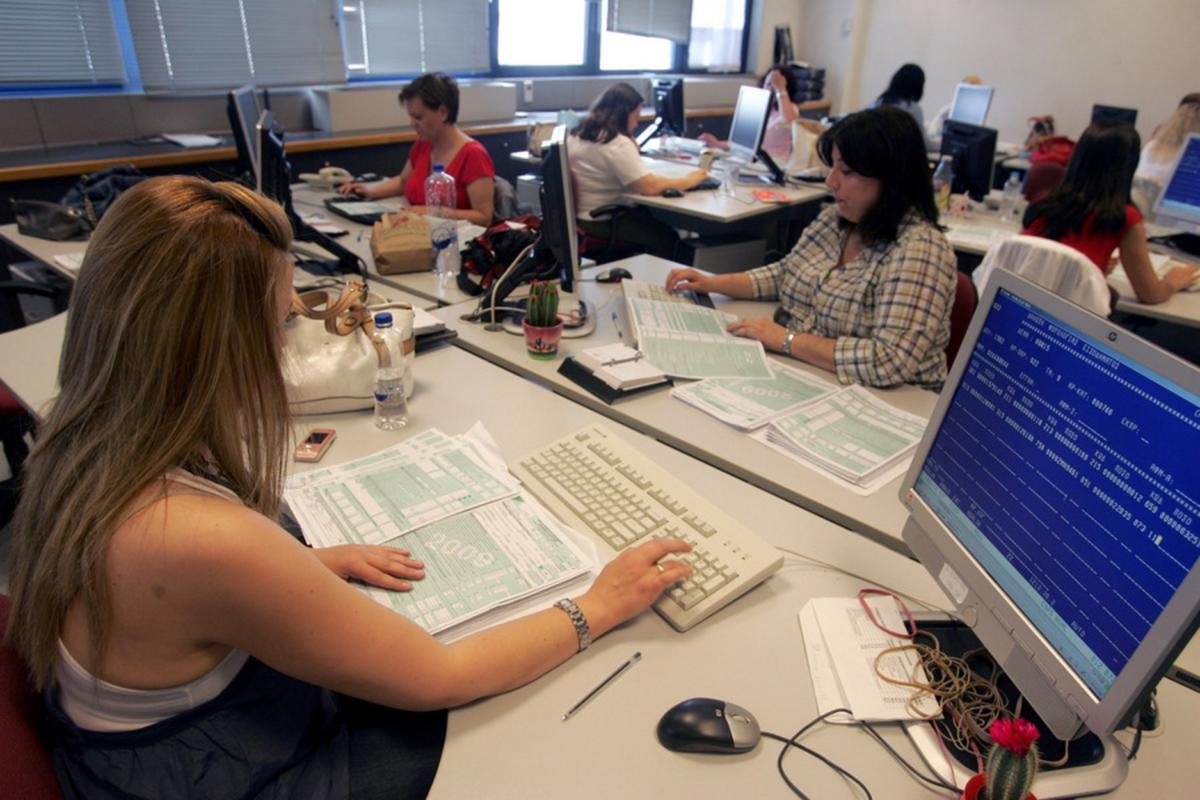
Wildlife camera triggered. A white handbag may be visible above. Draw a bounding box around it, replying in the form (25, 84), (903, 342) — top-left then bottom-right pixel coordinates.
(281, 282), (415, 415)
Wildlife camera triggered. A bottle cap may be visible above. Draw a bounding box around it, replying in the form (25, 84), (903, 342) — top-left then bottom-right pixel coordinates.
(432, 164), (445, 172)
(374, 311), (393, 327)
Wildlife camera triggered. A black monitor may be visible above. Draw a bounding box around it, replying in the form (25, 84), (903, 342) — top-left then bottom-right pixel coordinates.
(255, 110), (365, 281)
(635, 78), (685, 149)
(727, 85), (784, 184)
(226, 85), (260, 184)
(1091, 104), (1138, 127)
(939, 120), (997, 201)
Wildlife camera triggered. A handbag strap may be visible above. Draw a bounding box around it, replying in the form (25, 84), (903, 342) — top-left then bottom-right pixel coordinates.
(291, 282), (374, 336)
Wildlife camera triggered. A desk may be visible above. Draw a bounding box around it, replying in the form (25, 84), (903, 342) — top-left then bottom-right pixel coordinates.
(0, 310), (64, 418)
(434, 254), (937, 555)
(301, 347), (1195, 800)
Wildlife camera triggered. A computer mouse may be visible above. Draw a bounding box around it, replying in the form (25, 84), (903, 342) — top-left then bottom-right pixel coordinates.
(661, 188), (685, 198)
(595, 267), (633, 283)
(656, 697), (761, 754)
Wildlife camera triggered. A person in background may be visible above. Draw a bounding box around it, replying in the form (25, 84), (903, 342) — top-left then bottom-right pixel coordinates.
(569, 82), (710, 260)
(7, 176), (692, 798)
(665, 107), (957, 390)
(870, 63), (927, 132)
(339, 72), (496, 226)
(700, 66), (822, 163)
(1023, 122), (1199, 304)
(926, 74), (983, 139)
(1133, 95), (1200, 210)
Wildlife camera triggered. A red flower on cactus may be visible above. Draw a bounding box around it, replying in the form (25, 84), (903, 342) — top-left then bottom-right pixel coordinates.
(989, 718), (1039, 758)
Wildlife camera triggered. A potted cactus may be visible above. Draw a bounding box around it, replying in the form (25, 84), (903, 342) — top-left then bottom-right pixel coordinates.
(962, 718), (1039, 800)
(522, 279), (563, 359)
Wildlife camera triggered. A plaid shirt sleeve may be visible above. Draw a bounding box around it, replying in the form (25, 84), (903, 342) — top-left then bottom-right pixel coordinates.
(832, 223), (956, 389)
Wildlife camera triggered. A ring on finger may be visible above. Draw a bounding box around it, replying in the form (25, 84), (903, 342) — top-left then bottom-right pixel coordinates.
(655, 562), (665, 574)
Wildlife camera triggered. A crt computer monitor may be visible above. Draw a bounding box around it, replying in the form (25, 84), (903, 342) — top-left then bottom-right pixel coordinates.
(939, 120), (997, 201)
(948, 83), (994, 127)
(636, 78), (685, 149)
(727, 85), (784, 183)
(1091, 104), (1138, 127)
(226, 85), (260, 182)
(900, 268), (1200, 745)
(1151, 131), (1200, 235)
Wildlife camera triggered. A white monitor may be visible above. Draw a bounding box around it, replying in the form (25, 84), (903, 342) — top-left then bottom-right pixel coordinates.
(727, 85), (772, 163)
(1152, 132), (1200, 235)
(948, 83), (994, 127)
(900, 269), (1200, 744)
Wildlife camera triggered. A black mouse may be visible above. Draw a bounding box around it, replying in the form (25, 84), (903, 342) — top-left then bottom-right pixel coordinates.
(656, 697), (761, 754)
(661, 188), (684, 198)
(595, 267), (633, 283)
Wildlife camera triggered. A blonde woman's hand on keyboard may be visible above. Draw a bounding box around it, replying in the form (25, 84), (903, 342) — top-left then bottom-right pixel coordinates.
(577, 538), (693, 636)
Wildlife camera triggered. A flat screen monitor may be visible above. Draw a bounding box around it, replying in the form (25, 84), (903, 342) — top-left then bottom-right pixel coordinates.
(1091, 104), (1138, 127)
(1151, 132), (1200, 235)
(635, 78), (686, 149)
(939, 120), (997, 201)
(727, 85), (772, 162)
(900, 268), (1200, 743)
(948, 83), (994, 127)
(537, 125), (579, 294)
(226, 85), (260, 181)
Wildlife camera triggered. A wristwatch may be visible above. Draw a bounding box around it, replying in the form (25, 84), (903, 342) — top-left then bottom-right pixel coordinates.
(781, 328), (799, 355)
(555, 598), (592, 652)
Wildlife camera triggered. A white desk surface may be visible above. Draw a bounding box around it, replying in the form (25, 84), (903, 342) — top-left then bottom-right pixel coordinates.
(939, 212), (1200, 328)
(434, 254), (937, 555)
(0, 310), (65, 419)
(0, 222), (88, 281)
(305, 346), (1195, 800)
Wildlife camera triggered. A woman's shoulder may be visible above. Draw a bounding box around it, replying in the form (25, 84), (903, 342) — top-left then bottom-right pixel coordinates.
(892, 214), (956, 264)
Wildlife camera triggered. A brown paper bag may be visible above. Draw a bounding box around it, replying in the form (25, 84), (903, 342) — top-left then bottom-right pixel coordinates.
(371, 212), (432, 274)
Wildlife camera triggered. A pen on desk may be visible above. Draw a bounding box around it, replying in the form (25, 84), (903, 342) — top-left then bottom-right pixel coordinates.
(612, 311), (622, 340)
(562, 651), (641, 721)
(357, 228), (364, 242)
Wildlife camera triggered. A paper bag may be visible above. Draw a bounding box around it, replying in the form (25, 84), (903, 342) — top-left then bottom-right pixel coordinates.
(371, 212), (432, 274)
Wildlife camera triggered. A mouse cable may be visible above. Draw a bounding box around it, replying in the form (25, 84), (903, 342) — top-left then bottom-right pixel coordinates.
(854, 718), (960, 794)
(773, 544), (945, 613)
(762, 707), (873, 800)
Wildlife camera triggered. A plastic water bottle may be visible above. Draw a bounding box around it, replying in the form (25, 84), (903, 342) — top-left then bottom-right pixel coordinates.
(372, 311), (408, 430)
(425, 165), (458, 283)
(1001, 171), (1024, 223)
(932, 156), (955, 215)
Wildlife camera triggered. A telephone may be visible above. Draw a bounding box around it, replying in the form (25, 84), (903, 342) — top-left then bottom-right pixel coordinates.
(298, 166), (354, 189)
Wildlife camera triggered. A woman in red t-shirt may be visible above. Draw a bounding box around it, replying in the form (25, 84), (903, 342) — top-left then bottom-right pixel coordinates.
(339, 73), (496, 227)
(1022, 122), (1197, 304)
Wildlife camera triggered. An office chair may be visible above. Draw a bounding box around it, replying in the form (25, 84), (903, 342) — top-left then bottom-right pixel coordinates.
(0, 594), (65, 799)
(946, 270), (978, 370)
(972, 235), (1112, 317)
(1023, 161), (1066, 204)
(493, 176), (518, 222)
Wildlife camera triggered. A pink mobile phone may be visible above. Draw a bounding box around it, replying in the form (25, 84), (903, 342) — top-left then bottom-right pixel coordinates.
(294, 428), (337, 462)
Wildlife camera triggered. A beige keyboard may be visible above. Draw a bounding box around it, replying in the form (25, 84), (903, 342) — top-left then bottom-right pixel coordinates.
(512, 425), (782, 631)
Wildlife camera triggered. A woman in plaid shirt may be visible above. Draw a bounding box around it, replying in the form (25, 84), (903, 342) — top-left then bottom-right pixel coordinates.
(666, 106), (957, 390)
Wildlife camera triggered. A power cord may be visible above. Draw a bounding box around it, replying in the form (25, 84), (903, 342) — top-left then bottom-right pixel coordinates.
(763, 708), (873, 799)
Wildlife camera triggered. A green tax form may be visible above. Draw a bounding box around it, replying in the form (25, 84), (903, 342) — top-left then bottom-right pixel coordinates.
(671, 362), (838, 430)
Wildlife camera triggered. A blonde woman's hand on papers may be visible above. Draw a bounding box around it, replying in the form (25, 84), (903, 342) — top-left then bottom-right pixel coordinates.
(576, 538), (692, 637)
(313, 544), (426, 591)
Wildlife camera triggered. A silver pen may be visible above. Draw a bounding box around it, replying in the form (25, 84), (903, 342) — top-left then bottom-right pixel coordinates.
(561, 651), (642, 721)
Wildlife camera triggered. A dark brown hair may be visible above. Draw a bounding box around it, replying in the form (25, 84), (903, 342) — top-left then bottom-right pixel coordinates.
(399, 72), (460, 124)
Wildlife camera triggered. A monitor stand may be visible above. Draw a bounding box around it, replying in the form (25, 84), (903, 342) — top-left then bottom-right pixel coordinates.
(903, 615), (1128, 799)
(497, 292), (596, 338)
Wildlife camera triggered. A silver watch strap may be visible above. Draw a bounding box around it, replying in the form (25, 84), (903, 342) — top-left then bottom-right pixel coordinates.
(782, 328), (798, 355)
(555, 598), (592, 652)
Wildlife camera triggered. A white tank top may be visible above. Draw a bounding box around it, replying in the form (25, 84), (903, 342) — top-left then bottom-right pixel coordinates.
(53, 469), (251, 732)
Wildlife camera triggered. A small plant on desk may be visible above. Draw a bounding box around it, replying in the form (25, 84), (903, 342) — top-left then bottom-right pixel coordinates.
(523, 280), (563, 359)
(963, 717), (1040, 800)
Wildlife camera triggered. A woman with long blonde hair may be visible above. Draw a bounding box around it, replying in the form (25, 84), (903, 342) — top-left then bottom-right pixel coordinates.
(6, 175), (690, 798)
(1134, 96), (1200, 209)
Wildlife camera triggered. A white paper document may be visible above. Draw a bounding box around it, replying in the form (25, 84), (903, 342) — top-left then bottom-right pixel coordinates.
(671, 362), (838, 430)
(162, 133), (223, 148)
(53, 252), (85, 273)
(798, 597), (939, 723)
(622, 291), (772, 380)
(765, 386), (926, 485)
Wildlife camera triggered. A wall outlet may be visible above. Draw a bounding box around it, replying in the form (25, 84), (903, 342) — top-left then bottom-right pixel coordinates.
(523, 80), (534, 103)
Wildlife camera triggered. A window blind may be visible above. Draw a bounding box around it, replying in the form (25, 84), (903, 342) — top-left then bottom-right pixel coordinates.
(343, 0), (490, 77)
(125, 0), (344, 91)
(0, 0), (124, 85)
(607, 0), (693, 45)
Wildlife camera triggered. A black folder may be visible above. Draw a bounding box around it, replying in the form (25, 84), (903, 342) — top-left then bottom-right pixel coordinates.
(557, 357), (671, 405)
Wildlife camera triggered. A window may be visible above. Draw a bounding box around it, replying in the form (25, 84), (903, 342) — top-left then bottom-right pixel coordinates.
(599, 0), (674, 72)
(496, 0), (587, 69)
(341, 0), (490, 78)
(0, 0), (125, 86)
(687, 0), (745, 72)
(124, 0), (343, 91)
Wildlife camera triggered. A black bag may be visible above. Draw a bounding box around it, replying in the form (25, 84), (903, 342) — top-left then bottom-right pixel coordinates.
(11, 199), (93, 241)
(457, 215), (550, 296)
(60, 165), (148, 227)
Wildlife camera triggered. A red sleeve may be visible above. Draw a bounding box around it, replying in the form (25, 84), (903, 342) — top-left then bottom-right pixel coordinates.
(404, 140), (432, 206)
(449, 141), (496, 209)
(1123, 203), (1143, 235)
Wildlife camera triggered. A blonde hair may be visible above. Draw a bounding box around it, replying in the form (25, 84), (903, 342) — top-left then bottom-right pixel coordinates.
(1148, 101), (1200, 162)
(6, 176), (294, 690)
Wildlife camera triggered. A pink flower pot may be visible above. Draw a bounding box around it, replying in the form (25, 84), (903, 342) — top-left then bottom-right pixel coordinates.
(961, 773), (1037, 800)
(523, 317), (564, 360)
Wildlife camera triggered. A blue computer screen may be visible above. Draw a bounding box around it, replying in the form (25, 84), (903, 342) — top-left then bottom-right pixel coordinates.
(915, 288), (1200, 698)
(1159, 134), (1200, 222)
